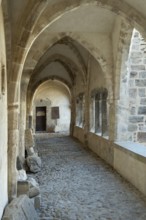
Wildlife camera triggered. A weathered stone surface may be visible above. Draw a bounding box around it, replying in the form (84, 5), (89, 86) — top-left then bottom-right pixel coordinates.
(17, 156), (23, 170)
(139, 88), (146, 97)
(139, 71), (146, 78)
(138, 106), (146, 114)
(131, 58), (142, 64)
(129, 79), (135, 87)
(28, 177), (39, 188)
(130, 106), (136, 115)
(28, 177), (40, 198)
(128, 124), (137, 132)
(130, 71), (138, 78)
(131, 65), (145, 71)
(129, 116), (144, 123)
(136, 79), (146, 87)
(129, 88), (137, 98)
(137, 132), (146, 142)
(17, 177), (40, 199)
(26, 147), (35, 156)
(131, 45), (139, 50)
(2, 195), (38, 220)
(143, 59), (146, 64)
(25, 129), (34, 148)
(130, 52), (142, 58)
(17, 181), (29, 197)
(34, 195), (41, 209)
(140, 98), (146, 105)
(29, 187), (40, 198)
(17, 169), (27, 181)
(26, 156), (41, 173)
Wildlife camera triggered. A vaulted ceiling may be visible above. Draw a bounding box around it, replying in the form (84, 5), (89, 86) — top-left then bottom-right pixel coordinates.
(4, 0), (146, 102)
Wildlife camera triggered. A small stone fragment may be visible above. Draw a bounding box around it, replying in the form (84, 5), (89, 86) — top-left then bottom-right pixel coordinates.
(26, 156), (41, 173)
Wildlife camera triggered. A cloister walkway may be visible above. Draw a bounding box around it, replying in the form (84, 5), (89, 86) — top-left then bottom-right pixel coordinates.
(33, 134), (146, 220)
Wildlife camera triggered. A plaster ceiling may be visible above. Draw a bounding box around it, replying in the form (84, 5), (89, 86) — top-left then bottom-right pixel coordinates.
(12, 0), (146, 97)
(34, 80), (71, 100)
(48, 5), (116, 34)
(124, 0), (146, 19)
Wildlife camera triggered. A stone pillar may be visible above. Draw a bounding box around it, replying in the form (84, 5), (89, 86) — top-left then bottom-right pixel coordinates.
(108, 100), (118, 141)
(101, 89), (108, 136)
(28, 115), (32, 129)
(25, 129), (34, 149)
(95, 92), (101, 133)
(84, 92), (90, 133)
(84, 55), (91, 142)
(89, 96), (94, 131)
(84, 85), (90, 146)
(19, 100), (26, 160)
(70, 88), (76, 136)
(8, 103), (19, 201)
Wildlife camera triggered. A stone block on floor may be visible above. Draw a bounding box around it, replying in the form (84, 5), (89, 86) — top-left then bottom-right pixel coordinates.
(26, 156), (41, 173)
(17, 181), (29, 196)
(2, 195), (38, 220)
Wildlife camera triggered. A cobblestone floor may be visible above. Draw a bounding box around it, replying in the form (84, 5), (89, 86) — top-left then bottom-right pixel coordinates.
(33, 133), (146, 220)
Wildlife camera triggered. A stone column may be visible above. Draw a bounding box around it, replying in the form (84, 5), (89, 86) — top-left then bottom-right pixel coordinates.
(70, 88), (75, 136)
(19, 100), (26, 160)
(8, 103), (19, 201)
(84, 55), (91, 143)
(101, 89), (108, 136)
(83, 86), (89, 146)
(84, 89), (90, 134)
(28, 115), (32, 129)
(8, 80), (20, 201)
(108, 100), (118, 141)
(95, 92), (100, 133)
(19, 81), (28, 160)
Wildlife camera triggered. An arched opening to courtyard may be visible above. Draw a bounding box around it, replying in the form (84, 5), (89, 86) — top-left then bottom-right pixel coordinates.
(117, 28), (146, 145)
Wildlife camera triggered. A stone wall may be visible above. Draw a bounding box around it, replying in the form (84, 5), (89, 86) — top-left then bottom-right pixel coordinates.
(0, 6), (8, 219)
(117, 29), (146, 144)
(128, 30), (146, 144)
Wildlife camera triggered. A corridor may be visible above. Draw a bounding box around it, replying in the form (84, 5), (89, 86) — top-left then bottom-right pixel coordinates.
(33, 134), (146, 220)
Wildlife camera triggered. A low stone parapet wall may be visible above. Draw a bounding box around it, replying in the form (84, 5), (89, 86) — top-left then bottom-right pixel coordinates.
(74, 128), (146, 196)
(114, 141), (146, 196)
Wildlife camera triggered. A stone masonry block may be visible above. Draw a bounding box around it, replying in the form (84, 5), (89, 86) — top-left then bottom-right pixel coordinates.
(130, 107), (136, 115)
(129, 88), (137, 98)
(130, 58), (142, 64)
(139, 88), (146, 97)
(131, 65), (145, 71)
(140, 98), (146, 105)
(130, 71), (138, 78)
(136, 80), (146, 87)
(129, 79), (135, 87)
(129, 116), (144, 123)
(137, 132), (146, 142)
(2, 195), (38, 220)
(17, 181), (29, 197)
(139, 71), (146, 78)
(138, 107), (146, 114)
(25, 129), (34, 148)
(34, 195), (41, 209)
(128, 124), (137, 132)
(131, 52), (142, 57)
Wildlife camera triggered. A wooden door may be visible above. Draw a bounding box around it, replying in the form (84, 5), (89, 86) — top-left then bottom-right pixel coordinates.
(36, 107), (46, 132)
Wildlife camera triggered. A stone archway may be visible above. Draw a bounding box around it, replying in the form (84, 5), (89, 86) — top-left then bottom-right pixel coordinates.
(7, 0), (146, 204)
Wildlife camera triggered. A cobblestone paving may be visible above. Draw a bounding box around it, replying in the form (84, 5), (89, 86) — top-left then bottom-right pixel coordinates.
(33, 134), (146, 220)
